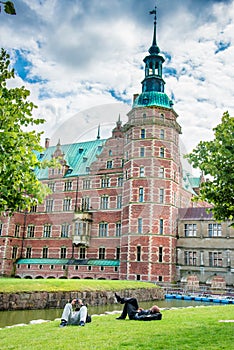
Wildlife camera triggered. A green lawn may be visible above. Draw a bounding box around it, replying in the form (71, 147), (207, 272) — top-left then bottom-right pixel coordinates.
(0, 305), (233, 350)
(0, 278), (157, 293)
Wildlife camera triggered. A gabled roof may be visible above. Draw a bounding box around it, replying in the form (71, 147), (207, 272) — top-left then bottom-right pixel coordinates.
(182, 171), (200, 195)
(35, 139), (106, 180)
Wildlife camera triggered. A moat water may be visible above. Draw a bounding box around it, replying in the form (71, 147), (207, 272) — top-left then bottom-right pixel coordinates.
(0, 299), (215, 328)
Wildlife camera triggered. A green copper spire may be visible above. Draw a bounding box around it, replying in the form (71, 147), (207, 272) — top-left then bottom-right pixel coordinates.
(149, 6), (160, 55)
(141, 6), (165, 94)
(133, 7), (173, 109)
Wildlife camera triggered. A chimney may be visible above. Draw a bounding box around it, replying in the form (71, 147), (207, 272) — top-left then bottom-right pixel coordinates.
(133, 93), (139, 102)
(45, 138), (50, 149)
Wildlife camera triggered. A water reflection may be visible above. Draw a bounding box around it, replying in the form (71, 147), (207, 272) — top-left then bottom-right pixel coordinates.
(0, 299), (214, 328)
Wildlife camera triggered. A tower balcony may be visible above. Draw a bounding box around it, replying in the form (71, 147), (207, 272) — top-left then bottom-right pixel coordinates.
(73, 234), (90, 247)
(72, 212), (92, 247)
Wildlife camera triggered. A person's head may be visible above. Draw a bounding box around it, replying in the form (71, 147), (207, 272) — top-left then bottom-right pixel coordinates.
(71, 298), (83, 306)
(150, 305), (160, 314)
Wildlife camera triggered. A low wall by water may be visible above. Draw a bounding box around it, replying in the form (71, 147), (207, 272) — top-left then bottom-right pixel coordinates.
(0, 288), (164, 311)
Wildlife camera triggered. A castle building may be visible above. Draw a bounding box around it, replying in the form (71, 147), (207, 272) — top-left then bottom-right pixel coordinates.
(0, 12), (233, 287)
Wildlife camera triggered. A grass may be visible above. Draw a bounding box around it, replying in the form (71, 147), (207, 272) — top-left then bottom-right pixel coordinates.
(0, 305), (233, 349)
(0, 278), (158, 293)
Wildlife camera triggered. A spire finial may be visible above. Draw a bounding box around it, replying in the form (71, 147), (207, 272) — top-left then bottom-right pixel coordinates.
(97, 124), (100, 139)
(149, 5), (160, 55)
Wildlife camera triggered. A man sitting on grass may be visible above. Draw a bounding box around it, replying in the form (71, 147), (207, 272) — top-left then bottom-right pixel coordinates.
(115, 293), (162, 321)
(59, 298), (87, 327)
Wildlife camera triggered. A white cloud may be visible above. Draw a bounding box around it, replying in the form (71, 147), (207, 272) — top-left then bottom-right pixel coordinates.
(0, 0), (233, 158)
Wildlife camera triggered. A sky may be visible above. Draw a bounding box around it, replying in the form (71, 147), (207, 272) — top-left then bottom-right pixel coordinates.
(1, 0), (234, 158)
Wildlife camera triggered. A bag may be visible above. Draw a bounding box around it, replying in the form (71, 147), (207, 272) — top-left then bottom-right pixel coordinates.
(139, 312), (162, 321)
(86, 314), (92, 323)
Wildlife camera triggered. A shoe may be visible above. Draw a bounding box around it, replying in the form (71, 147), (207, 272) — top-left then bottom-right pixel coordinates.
(115, 293), (122, 303)
(79, 321), (85, 326)
(59, 320), (67, 327)
(116, 316), (125, 320)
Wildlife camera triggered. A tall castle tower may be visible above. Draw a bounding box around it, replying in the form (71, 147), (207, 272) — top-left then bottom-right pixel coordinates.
(119, 9), (182, 282)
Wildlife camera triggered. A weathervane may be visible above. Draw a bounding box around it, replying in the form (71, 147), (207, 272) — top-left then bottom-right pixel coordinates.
(149, 5), (157, 24)
(149, 4), (158, 50)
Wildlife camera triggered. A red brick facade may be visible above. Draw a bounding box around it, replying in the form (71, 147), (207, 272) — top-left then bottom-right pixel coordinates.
(0, 17), (200, 283)
(0, 102), (194, 282)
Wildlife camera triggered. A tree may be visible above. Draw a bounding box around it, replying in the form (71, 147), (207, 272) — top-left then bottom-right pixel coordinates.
(0, 48), (51, 214)
(0, 1), (16, 15)
(186, 111), (234, 224)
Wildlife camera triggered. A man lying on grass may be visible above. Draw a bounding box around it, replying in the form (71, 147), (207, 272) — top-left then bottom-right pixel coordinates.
(115, 293), (162, 321)
(59, 298), (87, 327)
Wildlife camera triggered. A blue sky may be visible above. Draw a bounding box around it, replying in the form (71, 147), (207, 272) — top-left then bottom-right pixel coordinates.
(1, 0), (234, 156)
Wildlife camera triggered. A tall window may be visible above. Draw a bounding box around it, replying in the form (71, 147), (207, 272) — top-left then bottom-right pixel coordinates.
(184, 251), (197, 266)
(26, 247), (32, 259)
(64, 180), (72, 191)
(116, 247), (120, 260)
(27, 225), (35, 238)
(209, 252), (222, 267)
(160, 129), (165, 140)
(0, 223), (2, 236)
(116, 222), (121, 237)
(99, 223), (108, 237)
(140, 147), (145, 157)
(47, 182), (55, 192)
(138, 218), (143, 234)
(117, 177), (123, 187)
(208, 223), (222, 237)
(30, 205), (37, 213)
(79, 247), (86, 259)
(74, 221), (87, 236)
(160, 147), (165, 158)
(140, 167), (145, 177)
(61, 223), (70, 238)
(159, 167), (164, 178)
(107, 160), (113, 169)
(63, 198), (71, 211)
(137, 246), (141, 261)
(82, 197), (90, 211)
(45, 199), (53, 212)
(14, 224), (20, 237)
(43, 224), (51, 238)
(101, 177), (110, 188)
(159, 219), (164, 235)
(117, 195), (122, 209)
(184, 224), (197, 237)
(100, 196), (109, 209)
(99, 247), (105, 259)
(60, 247), (67, 259)
(159, 189), (164, 203)
(141, 129), (146, 139)
(159, 247), (163, 262)
(12, 246), (18, 259)
(83, 179), (90, 189)
(139, 187), (144, 202)
(42, 247), (48, 258)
